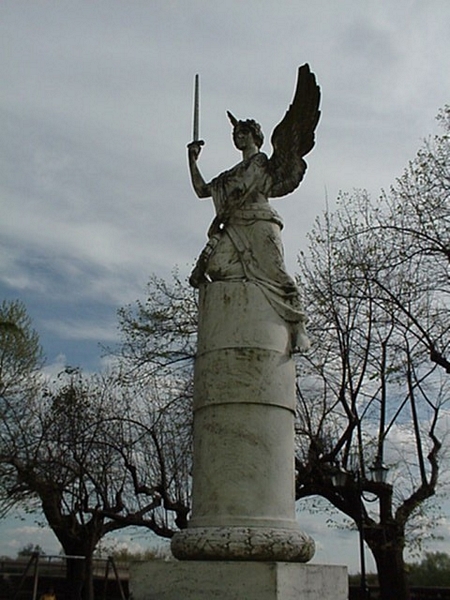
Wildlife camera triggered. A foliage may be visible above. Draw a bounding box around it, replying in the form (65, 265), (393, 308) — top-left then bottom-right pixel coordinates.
(116, 269), (197, 383)
(94, 542), (170, 562)
(407, 552), (450, 587)
(0, 300), (44, 518)
(0, 299), (44, 398)
(17, 543), (46, 557)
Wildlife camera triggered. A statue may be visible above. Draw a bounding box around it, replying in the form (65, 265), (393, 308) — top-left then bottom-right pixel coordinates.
(171, 65), (321, 564)
(187, 64), (320, 352)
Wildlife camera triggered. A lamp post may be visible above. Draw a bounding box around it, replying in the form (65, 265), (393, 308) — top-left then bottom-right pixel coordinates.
(331, 460), (390, 600)
(331, 465), (368, 599)
(356, 470), (368, 600)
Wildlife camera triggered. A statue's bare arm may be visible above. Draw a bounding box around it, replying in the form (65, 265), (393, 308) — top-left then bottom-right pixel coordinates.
(187, 141), (211, 198)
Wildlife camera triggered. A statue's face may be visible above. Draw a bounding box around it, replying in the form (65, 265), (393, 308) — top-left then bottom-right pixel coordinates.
(233, 124), (256, 151)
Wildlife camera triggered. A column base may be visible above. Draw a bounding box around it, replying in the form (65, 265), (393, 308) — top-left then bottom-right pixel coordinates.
(171, 526), (315, 562)
(130, 561), (348, 600)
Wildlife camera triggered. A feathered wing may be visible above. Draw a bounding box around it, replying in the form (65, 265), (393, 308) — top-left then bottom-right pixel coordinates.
(268, 64), (321, 198)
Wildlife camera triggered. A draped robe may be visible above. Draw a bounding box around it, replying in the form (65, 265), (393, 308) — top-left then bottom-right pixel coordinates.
(197, 151), (309, 350)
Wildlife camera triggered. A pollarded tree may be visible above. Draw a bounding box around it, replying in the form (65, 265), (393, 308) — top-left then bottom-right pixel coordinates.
(0, 292), (194, 599)
(0, 365), (190, 600)
(100, 371), (192, 536)
(0, 368), (130, 600)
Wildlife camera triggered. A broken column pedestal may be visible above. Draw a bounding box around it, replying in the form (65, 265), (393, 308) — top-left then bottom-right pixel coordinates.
(171, 280), (314, 561)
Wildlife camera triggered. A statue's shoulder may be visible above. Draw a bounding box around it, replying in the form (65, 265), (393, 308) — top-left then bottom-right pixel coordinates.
(252, 152), (269, 166)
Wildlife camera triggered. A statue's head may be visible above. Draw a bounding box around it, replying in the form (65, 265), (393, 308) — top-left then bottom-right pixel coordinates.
(227, 111), (264, 149)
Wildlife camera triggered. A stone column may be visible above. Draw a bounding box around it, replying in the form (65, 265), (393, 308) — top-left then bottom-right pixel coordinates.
(171, 280), (314, 561)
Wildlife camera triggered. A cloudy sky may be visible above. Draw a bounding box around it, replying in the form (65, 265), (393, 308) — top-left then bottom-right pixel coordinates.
(1, 0), (450, 570)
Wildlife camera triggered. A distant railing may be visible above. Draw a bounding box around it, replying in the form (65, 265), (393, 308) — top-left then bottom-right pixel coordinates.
(0, 553), (128, 600)
(349, 586), (450, 600)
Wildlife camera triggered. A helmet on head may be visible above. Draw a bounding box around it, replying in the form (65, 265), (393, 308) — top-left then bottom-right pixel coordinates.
(226, 111), (264, 148)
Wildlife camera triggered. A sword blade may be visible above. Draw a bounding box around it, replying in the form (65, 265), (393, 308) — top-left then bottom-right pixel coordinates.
(193, 74), (199, 141)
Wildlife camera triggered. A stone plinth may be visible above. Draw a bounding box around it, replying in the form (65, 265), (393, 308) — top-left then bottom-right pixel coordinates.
(171, 281), (313, 562)
(130, 561), (348, 600)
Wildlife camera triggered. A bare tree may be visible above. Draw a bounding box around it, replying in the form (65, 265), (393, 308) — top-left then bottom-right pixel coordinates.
(0, 362), (191, 600)
(111, 183), (449, 599)
(108, 268), (196, 532)
(0, 287), (195, 599)
(109, 107), (449, 597)
(295, 177), (449, 599)
(115, 270), (197, 382)
(2, 107), (443, 599)
(1, 368), (128, 599)
(0, 300), (44, 516)
(363, 105), (449, 372)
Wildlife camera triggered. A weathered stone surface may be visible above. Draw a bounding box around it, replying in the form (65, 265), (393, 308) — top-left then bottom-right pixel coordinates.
(194, 347), (296, 410)
(130, 561), (347, 600)
(171, 526), (314, 562)
(196, 280), (293, 356)
(171, 281), (313, 562)
(189, 403), (296, 527)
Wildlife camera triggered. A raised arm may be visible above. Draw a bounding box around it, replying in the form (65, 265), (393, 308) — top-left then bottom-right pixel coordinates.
(187, 141), (211, 198)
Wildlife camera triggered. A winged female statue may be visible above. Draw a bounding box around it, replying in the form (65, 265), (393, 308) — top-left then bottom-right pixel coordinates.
(187, 64), (320, 351)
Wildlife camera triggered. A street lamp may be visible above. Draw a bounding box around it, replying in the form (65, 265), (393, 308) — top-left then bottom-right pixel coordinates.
(330, 458), (391, 599)
(369, 456), (389, 484)
(330, 464), (350, 488)
(331, 459), (391, 599)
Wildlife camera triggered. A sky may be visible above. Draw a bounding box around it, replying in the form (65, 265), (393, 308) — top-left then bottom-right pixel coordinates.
(1, 0), (450, 572)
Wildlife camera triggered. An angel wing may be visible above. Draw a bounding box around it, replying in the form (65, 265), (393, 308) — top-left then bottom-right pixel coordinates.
(268, 64), (321, 198)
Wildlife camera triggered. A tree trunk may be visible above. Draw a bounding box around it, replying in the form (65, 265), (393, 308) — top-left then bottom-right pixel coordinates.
(83, 552), (95, 600)
(66, 555), (84, 600)
(366, 527), (410, 600)
(65, 551), (95, 600)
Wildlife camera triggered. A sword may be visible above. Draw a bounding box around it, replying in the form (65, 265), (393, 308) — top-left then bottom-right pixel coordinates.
(192, 74), (200, 142)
